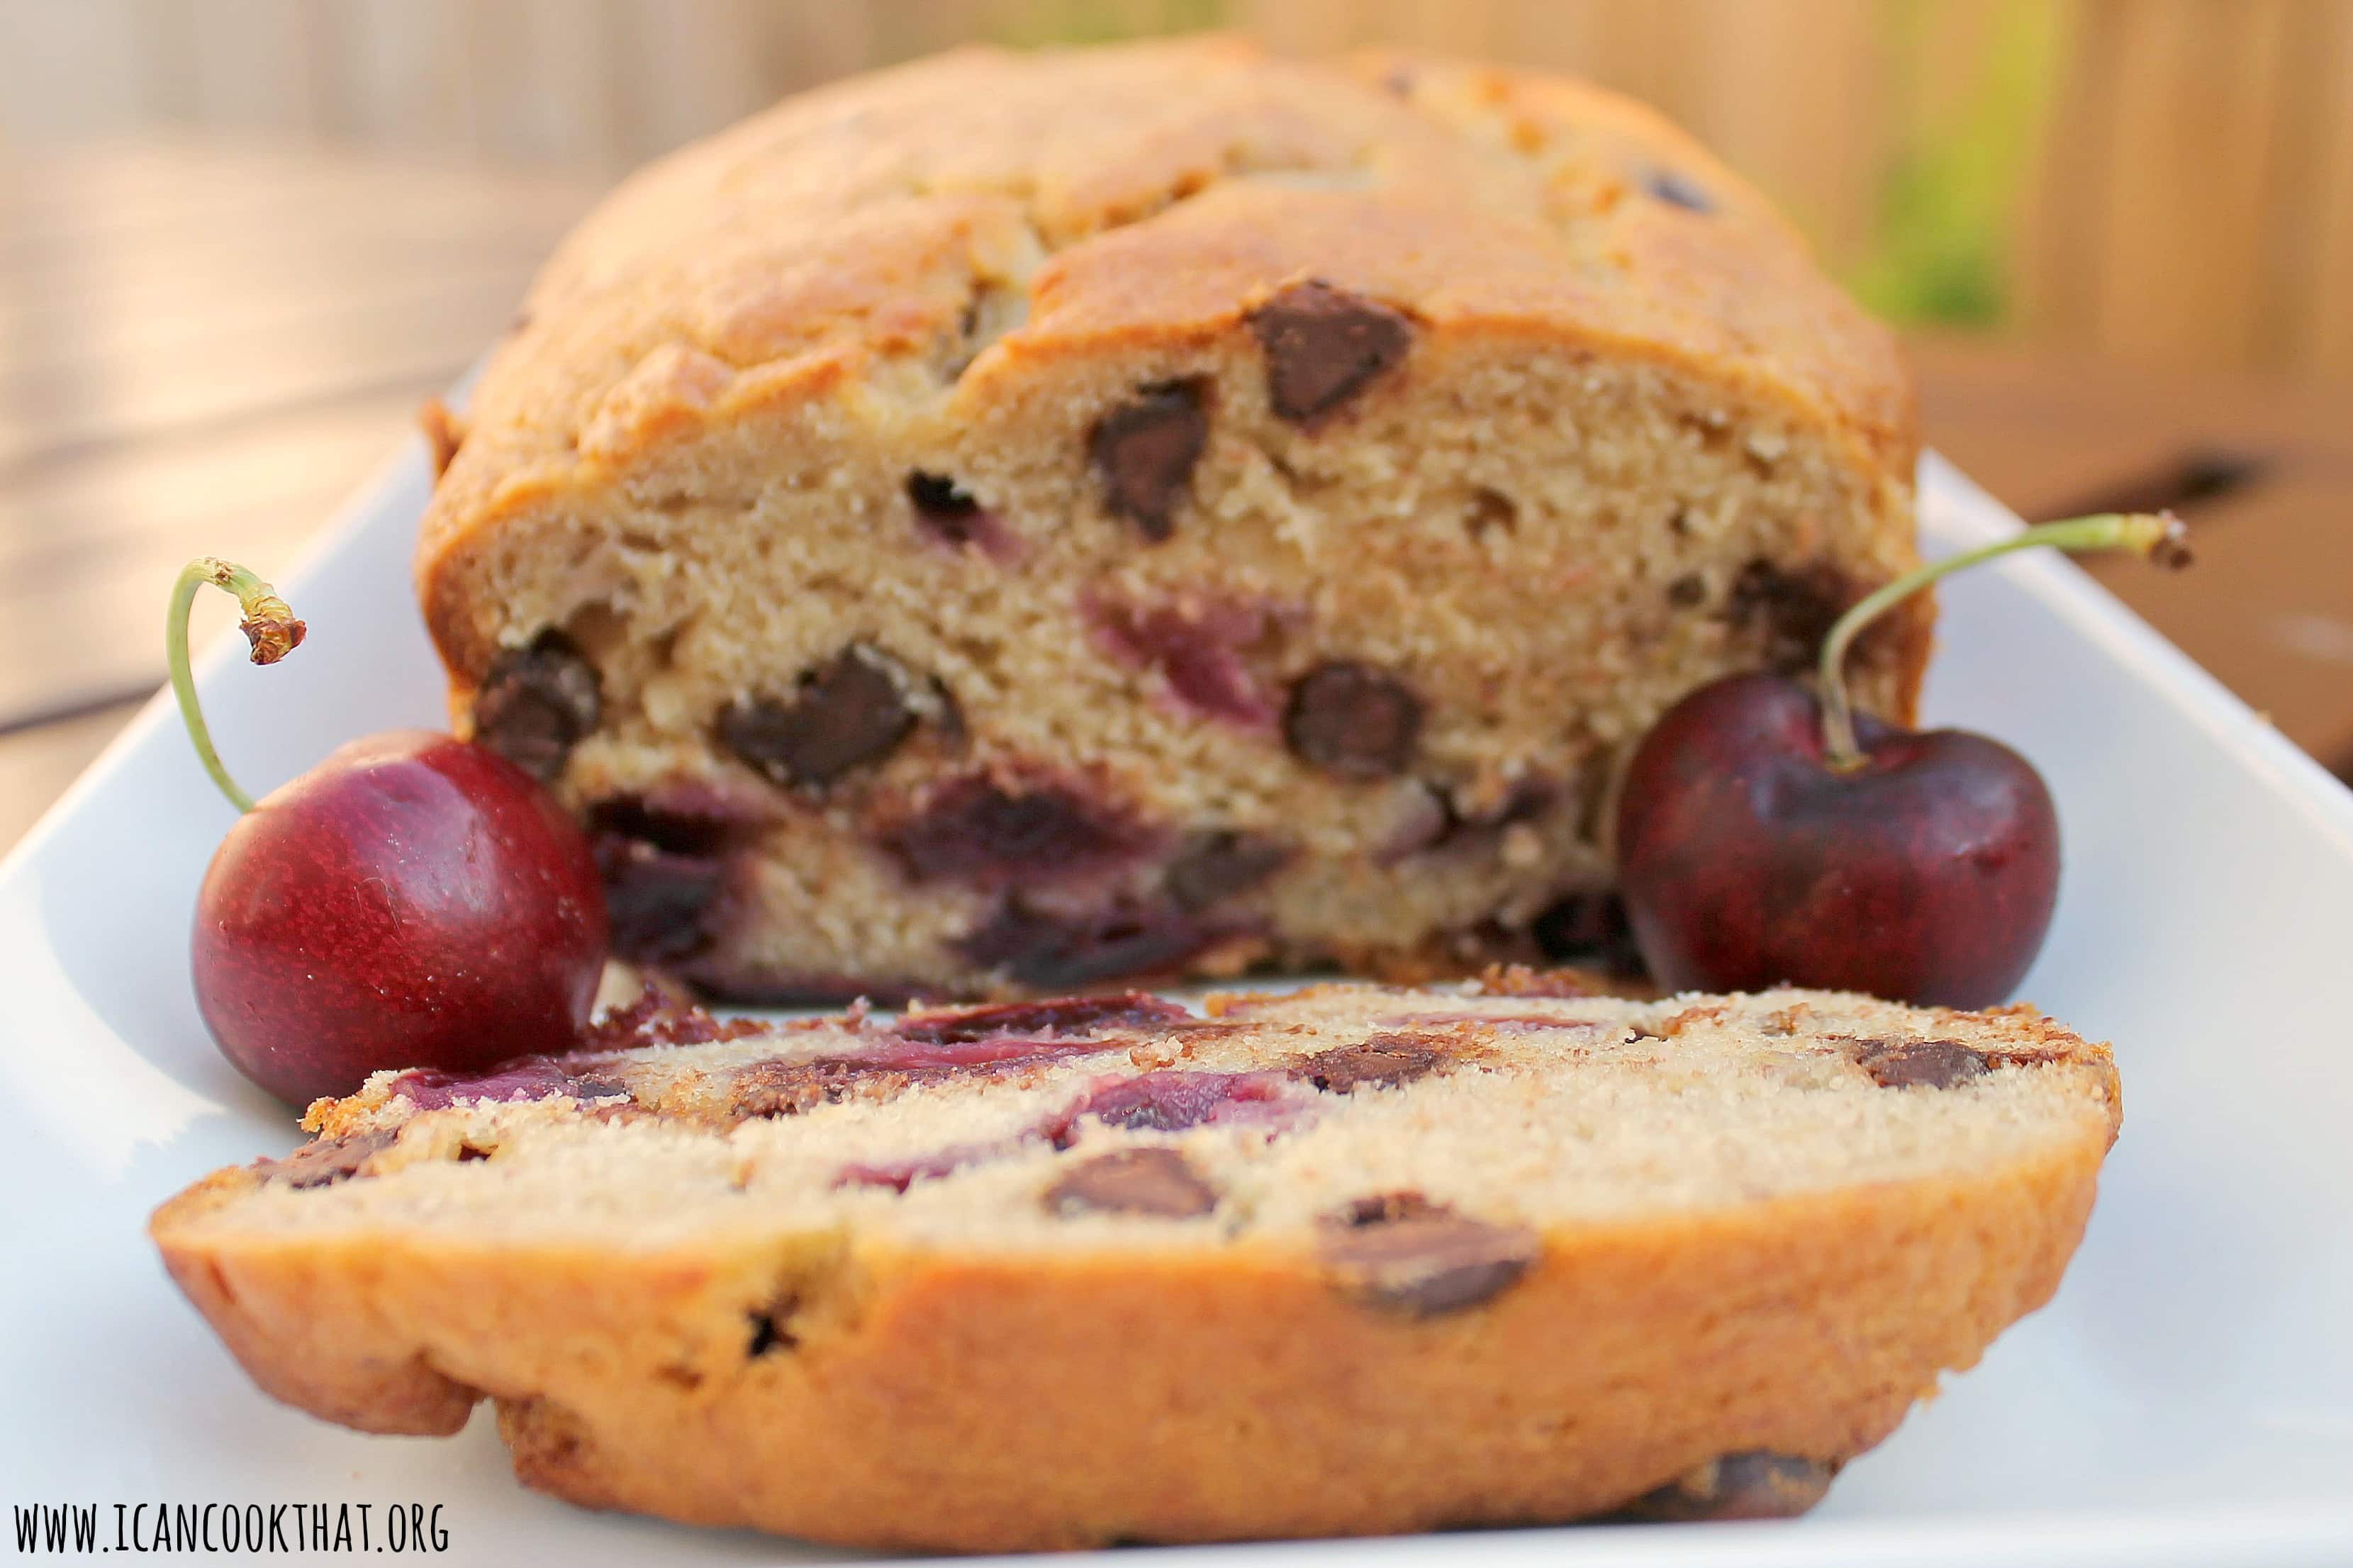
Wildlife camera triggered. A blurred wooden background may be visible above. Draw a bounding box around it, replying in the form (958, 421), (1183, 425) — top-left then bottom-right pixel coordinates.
(3, 0), (2349, 382)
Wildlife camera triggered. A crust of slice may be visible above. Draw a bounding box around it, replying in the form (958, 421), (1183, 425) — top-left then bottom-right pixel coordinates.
(158, 1142), (2102, 1550)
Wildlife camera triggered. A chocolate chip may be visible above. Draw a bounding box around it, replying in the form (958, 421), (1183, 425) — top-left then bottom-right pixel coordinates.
(1645, 168), (1716, 214)
(1603, 1452), (1838, 1522)
(1044, 1148), (1218, 1219)
(1293, 1034), (1447, 1093)
(1164, 829), (1293, 909)
(472, 630), (601, 783)
(1666, 572), (1706, 607)
(594, 836), (732, 963)
(1248, 281), (1412, 423)
(746, 1309), (798, 1357)
(1855, 1038), (1991, 1090)
(905, 471), (1014, 555)
(1531, 891), (1645, 978)
(882, 773), (1157, 888)
(1091, 383), (1207, 540)
(957, 898), (1223, 989)
(718, 645), (917, 790)
(1727, 559), (1858, 673)
(1465, 487), (1516, 539)
(267, 1130), (397, 1190)
(907, 471), (976, 521)
(586, 795), (747, 857)
(1283, 661), (1422, 778)
(1319, 1194), (1538, 1316)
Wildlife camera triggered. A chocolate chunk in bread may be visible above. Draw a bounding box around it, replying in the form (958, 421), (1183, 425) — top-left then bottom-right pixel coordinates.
(1163, 829), (1293, 909)
(1283, 661), (1423, 779)
(1855, 1038), (1991, 1090)
(472, 632), (600, 782)
(905, 471), (1012, 554)
(1249, 281), (1413, 423)
(720, 646), (920, 790)
(1091, 384), (1207, 539)
(1319, 1192), (1539, 1315)
(1044, 1148), (1218, 1218)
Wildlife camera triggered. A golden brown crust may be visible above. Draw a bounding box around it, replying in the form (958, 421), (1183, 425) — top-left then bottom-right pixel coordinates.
(415, 37), (1919, 685)
(152, 1138), (2101, 1551)
(152, 1172), (480, 1435)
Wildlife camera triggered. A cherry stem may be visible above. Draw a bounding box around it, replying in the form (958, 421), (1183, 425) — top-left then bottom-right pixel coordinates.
(1817, 510), (2191, 771)
(168, 557), (308, 814)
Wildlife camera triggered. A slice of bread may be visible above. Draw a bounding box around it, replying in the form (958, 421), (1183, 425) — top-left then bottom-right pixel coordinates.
(152, 974), (2117, 1551)
(415, 36), (1928, 1002)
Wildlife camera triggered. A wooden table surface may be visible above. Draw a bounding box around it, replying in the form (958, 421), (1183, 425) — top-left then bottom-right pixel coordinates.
(5, 139), (2350, 854)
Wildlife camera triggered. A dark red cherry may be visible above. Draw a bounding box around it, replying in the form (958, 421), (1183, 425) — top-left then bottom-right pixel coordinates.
(1616, 674), (2057, 1007)
(171, 560), (609, 1105)
(1614, 512), (2189, 1009)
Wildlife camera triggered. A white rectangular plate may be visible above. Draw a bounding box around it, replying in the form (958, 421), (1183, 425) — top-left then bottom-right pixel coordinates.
(4, 448), (2351, 1567)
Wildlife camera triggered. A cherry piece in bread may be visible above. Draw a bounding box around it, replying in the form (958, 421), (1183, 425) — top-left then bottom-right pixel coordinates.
(1616, 513), (2191, 1009)
(170, 559), (610, 1104)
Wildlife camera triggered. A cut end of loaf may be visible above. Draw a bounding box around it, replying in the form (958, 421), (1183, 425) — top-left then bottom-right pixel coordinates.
(413, 40), (1926, 1004)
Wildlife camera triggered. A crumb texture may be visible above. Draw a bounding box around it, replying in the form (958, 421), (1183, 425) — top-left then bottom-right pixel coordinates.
(417, 38), (1928, 1002)
(153, 976), (2116, 1551)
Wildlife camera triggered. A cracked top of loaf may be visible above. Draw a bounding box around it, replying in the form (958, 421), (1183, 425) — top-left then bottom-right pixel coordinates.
(416, 35), (1916, 681)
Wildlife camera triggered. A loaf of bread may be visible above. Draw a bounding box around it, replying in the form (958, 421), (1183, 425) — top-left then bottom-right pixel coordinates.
(152, 974), (2116, 1551)
(416, 36), (1928, 1002)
